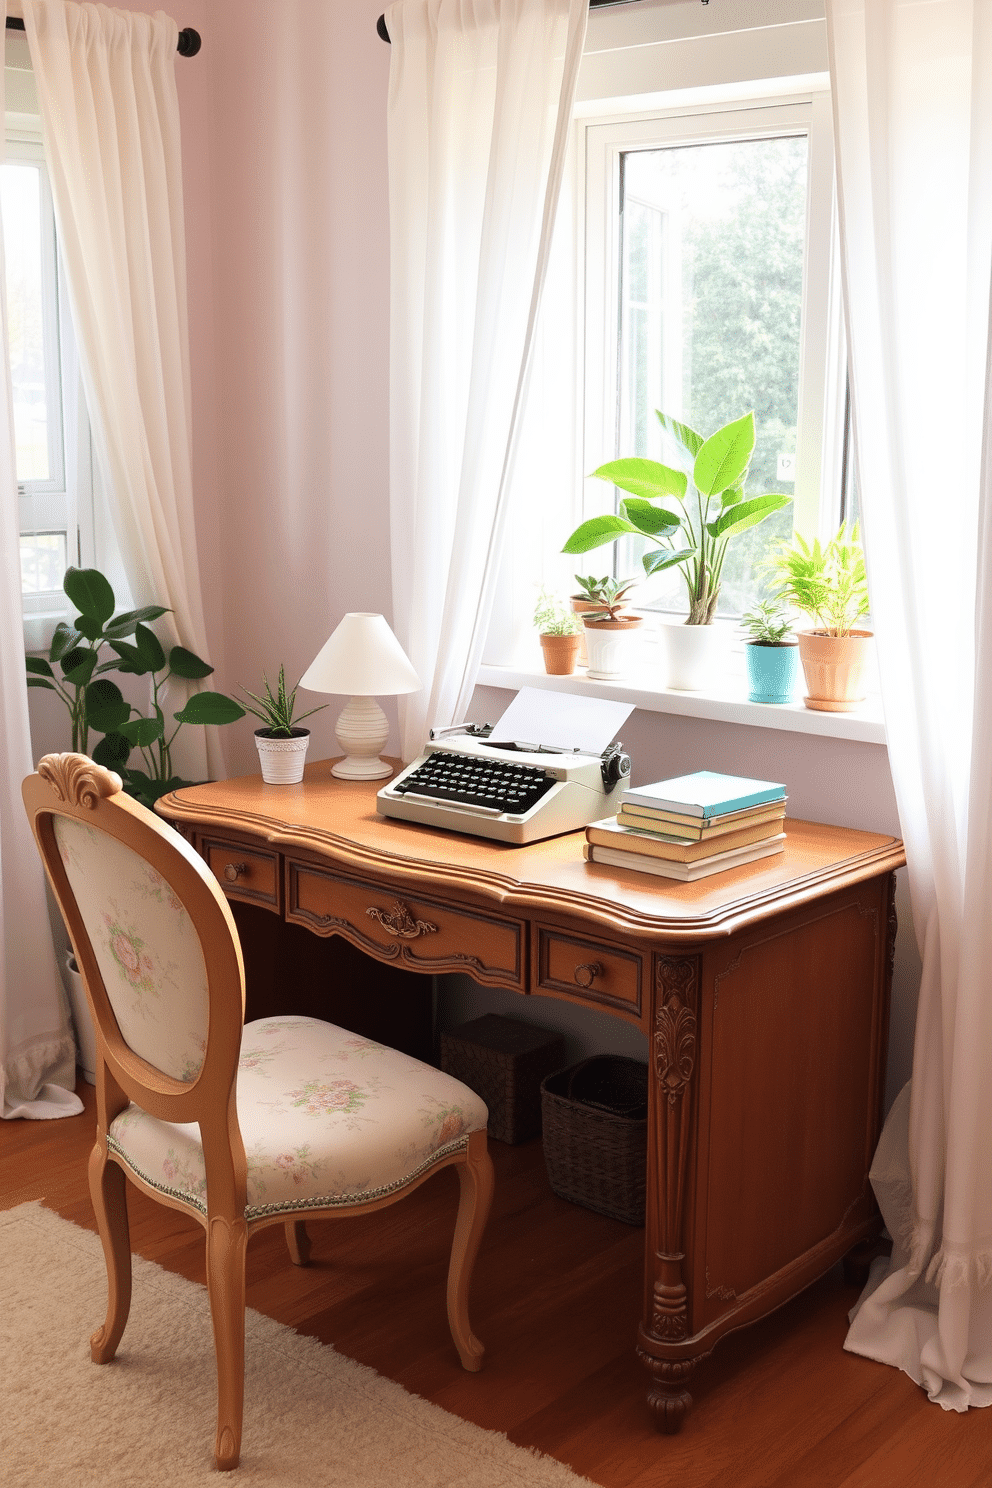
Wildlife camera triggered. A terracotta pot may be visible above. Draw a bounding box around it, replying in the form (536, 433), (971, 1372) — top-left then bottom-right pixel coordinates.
(539, 631), (581, 675)
(582, 614), (643, 680)
(796, 630), (873, 712)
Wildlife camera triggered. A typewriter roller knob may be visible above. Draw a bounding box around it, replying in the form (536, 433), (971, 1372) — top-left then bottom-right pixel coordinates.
(601, 743), (632, 793)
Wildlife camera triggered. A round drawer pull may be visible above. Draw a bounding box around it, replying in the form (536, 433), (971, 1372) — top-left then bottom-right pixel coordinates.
(574, 961), (602, 988)
(223, 862), (248, 883)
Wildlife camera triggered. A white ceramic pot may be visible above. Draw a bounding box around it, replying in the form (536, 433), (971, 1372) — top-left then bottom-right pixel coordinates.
(583, 616), (643, 679)
(658, 620), (725, 691)
(64, 951), (96, 1085)
(255, 728), (310, 784)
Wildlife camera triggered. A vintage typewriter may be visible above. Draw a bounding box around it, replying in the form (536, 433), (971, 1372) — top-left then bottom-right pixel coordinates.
(376, 723), (632, 845)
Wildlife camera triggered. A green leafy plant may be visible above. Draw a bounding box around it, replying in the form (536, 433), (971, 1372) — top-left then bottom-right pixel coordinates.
(563, 410), (792, 625)
(25, 566), (246, 808)
(764, 523), (870, 637)
(238, 665), (328, 736)
(533, 590), (582, 636)
(573, 574), (639, 622)
(739, 598), (794, 646)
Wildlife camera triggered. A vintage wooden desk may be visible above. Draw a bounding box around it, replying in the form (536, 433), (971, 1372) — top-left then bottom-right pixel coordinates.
(158, 760), (905, 1432)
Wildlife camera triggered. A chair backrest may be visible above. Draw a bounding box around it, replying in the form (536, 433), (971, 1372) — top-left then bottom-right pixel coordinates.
(23, 755), (245, 1134)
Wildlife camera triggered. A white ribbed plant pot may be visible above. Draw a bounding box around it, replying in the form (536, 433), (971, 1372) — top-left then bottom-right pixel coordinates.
(64, 951), (96, 1085)
(583, 617), (643, 680)
(658, 620), (725, 691)
(254, 728), (310, 784)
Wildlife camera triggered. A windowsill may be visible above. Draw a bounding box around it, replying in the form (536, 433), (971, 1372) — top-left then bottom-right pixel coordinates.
(476, 662), (887, 746)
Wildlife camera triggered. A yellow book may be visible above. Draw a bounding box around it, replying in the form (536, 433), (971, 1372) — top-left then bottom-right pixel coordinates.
(586, 815), (785, 862)
(583, 835), (786, 881)
(617, 800), (786, 841)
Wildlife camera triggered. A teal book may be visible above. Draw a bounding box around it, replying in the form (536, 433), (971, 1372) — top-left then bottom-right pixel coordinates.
(623, 769), (786, 820)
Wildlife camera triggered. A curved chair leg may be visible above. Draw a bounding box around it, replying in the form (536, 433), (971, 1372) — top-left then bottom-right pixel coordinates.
(88, 1142), (132, 1364)
(447, 1128), (494, 1371)
(205, 1214), (248, 1471)
(285, 1218), (312, 1267)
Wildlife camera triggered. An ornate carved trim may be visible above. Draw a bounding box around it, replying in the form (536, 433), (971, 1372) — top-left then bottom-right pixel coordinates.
(705, 1268), (737, 1303)
(37, 753), (121, 809)
(366, 900), (439, 939)
(649, 956), (699, 1344)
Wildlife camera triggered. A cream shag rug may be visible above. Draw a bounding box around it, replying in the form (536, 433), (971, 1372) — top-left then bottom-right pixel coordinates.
(0, 1203), (593, 1488)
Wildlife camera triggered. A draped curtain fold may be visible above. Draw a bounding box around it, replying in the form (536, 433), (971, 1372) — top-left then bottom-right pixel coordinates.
(827, 0), (992, 1409)
(21, 0), (222, 785)
(386, 0), (588, 758)
(0, 0), (82, 1120)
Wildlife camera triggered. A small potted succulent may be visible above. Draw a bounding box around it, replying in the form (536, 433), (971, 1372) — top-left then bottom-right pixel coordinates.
(764, 523), (872, 712)
(576, 576), (642, 680)
(533, 590), (582, 675)
(239, 665), (328, 783)
(739, 598), (799, 704)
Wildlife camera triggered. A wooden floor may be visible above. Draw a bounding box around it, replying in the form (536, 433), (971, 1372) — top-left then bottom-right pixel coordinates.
(3, 1078), (990, 1487)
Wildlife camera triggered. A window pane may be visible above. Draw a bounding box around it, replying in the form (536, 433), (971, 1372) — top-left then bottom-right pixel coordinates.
(20, 531), (67, 593)
(616, 135), (808, 616)
(1, 161), (53, 482)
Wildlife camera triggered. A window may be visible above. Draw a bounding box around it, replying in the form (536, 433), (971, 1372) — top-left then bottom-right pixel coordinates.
(484, 75), (849, 674)
(2, 138), (93, 622)
(582, 93), (843, 621)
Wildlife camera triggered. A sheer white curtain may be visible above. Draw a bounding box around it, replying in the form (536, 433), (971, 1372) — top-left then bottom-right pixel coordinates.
(21, 0), (221, 784)
(828, 0), (992, 1410)
(386, 0), (588, 757)
(0, 0), (82, 1120)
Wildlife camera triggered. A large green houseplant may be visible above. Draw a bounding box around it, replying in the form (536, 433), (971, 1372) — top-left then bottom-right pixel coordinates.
(563, 410), (792, 625)
(26, 566), (245, 806)
(764, 523), (872, 712)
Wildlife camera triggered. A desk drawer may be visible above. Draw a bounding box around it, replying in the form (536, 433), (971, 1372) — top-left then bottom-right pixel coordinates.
(288, 863), (525, 988)
(536, 927), (642, 1015)
(201, 836), (281, 910)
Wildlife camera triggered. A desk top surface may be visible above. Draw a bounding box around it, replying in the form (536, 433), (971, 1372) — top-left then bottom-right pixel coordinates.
(159, 759), (905, 942)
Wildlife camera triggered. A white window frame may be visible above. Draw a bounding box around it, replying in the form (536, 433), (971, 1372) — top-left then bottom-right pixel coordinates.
(4, 130), (96, 650)
(581, 88), (843, 563)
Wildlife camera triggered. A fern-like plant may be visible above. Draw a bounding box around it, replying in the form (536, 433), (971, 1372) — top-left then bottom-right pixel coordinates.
(765, 524), (870, 638)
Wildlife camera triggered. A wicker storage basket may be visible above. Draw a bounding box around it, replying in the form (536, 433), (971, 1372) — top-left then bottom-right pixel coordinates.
(541, 1056), (648, 1225)
(440, 1014), (566, 1145)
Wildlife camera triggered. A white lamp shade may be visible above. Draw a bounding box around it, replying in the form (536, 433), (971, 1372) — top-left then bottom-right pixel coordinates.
(299, 613), (421, 697)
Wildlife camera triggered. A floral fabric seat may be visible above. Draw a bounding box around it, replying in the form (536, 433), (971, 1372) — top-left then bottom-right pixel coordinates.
(109, 1015), (488, 1219)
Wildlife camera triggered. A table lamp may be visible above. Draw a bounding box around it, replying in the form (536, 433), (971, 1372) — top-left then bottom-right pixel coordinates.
(299, 612), (421, 780)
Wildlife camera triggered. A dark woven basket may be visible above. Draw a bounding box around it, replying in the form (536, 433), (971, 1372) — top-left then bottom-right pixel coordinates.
(441, 1014), (566, 1145)
(541, 1056), (648, 1225)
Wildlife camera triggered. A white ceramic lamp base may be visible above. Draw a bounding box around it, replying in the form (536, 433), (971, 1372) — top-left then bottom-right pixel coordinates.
(331, 695), (393, 779)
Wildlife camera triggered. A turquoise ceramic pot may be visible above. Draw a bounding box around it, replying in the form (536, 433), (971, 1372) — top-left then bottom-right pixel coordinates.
(745, 641), (800, 704)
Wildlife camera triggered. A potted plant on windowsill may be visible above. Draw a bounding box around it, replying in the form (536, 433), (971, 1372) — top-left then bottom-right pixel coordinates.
(764, 523), (872, 712)
(739, 598), (799, 704)
(533, 591), (582, 675)
(239, 666), (328, 783)
(563, 411), (792, 690)
(575, 576), (642, 680)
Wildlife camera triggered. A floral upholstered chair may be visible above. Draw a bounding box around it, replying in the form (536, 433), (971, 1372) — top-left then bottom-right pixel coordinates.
(22, 754), (493, 1472)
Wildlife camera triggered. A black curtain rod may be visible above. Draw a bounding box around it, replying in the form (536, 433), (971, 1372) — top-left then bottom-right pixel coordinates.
(376, 0), (708, 44)
(5, 15), (201, 55)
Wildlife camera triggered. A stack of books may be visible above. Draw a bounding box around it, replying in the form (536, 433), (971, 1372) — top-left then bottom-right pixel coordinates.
(584, 769), (787, 881)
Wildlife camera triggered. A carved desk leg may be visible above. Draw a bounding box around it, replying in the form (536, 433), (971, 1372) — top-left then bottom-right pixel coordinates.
(638, 954), (700, 1433)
